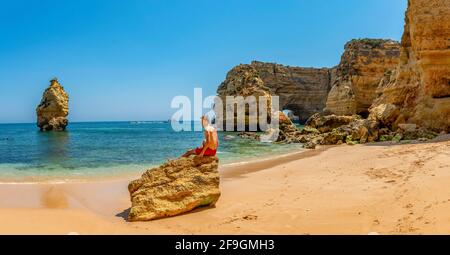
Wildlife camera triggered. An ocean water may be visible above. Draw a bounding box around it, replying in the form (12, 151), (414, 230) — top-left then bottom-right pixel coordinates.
(0, 122), (303, 182)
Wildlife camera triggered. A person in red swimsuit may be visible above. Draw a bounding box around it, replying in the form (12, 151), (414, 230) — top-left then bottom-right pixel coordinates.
(182, 116), (219, 157)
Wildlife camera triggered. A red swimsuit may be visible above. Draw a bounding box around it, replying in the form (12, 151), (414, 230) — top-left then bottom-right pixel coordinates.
(195, 127), (218, 156)
(194, 147), (217, 156)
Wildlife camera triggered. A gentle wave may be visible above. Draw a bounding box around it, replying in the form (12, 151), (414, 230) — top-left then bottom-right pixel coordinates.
(0, 122), (303, 182)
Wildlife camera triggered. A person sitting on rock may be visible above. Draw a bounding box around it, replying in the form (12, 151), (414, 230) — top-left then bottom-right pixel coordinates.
(182, 115), (218, 157)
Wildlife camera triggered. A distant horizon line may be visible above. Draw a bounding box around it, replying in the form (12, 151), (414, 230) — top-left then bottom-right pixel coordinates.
(0, 120), (188, 125)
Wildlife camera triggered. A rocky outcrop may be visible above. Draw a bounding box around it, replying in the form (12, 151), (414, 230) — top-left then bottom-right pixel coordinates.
(36, 78), (69, 131)
(325, 39), (401, 116)
(216, 64), (273, 131)
(299, 110), (438, 149)
(217, 0), (448, 144)
(217, 42), (402, 126)
(128, 156), (221, 221)
(217, 61), (334, 127)
(265, 111), (303, 143)
(235, 112), (302, 143)
(300, 113), (379, 145)
(298, 0), (447, 148)
(369, 0), (450, 132)
(249, 61), (334, 123)
(305, 113), (357, 133)
(276, 111), (300, 142)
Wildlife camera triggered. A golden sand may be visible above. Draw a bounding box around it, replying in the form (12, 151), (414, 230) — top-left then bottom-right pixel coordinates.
(0, 140), (449, 234)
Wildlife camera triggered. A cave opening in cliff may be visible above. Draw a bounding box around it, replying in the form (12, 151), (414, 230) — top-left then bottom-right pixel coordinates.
(358, 110), (370, 119)
(282, 109), (300, 124)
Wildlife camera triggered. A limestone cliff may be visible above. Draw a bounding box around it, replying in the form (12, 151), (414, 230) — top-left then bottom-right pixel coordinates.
(128, 156), (221, 221)
(216, 64), (272, 131)
(217, 61), (334, 126)
(369, 0), (450, 132)
(250, 61), (333, 123)
(36, 79), (69, 131)
(325, 39), (401, 116)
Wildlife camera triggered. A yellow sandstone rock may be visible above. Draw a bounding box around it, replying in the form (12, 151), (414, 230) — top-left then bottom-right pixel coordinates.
(36, 78), (69, 131)
(370, 0), (450, 132)
(325, 39), (401, 116)
(128, 156), (221, 221)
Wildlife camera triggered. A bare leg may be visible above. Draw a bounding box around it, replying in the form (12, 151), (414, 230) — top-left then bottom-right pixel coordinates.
(182, 149), (196, 158)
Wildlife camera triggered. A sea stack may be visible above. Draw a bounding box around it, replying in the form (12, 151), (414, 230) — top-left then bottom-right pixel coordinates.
(36, 78), (69, 131)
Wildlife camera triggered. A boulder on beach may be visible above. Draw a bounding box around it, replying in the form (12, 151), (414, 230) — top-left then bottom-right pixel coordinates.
(36, 78), (69, 131)
(305, 113), (358, 133)
(275, 111), (301, 143)
(128, 156), (221, 221)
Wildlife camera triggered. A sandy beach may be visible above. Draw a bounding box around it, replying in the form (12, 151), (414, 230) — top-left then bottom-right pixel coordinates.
(1, 137), (449, 235)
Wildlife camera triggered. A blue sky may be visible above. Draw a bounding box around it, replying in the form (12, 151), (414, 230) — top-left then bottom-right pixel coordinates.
(0, 0), (407, 123)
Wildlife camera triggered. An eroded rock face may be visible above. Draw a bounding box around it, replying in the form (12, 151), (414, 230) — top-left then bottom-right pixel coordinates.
(325, 39), (401, 116)
(250, 61), (334, 123)
(370, 0), (450, 132)
(299, 113), (380, 147)
(368, 103), (400, 126)
(217, 61), (334, 126)
(235, 112), (302, 143)
(300, 110), (438, 148)
(36, 79), (69, 131)
(216, 64), (272, 131)
(128, 156), (221, 221)
(305, 113), (358, 133)
(274, 111), (302, 143)
(299, 0), (447, 147)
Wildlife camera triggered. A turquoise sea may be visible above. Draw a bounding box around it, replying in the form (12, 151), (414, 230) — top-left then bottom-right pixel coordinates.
(0, 122), (303, 182)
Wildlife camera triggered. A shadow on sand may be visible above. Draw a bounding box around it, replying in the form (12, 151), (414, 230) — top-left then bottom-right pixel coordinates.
(115, 205), (216, 222)
(116, 208), (130, 220)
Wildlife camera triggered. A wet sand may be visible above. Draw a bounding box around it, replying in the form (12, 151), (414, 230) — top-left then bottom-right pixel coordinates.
(0, 139), (449, 234)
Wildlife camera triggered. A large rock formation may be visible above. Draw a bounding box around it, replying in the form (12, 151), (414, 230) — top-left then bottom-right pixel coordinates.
(36, 78), (69, 131)
(276, 111), (301, 143)
(325, 39), (401, 117)
(217, 44), (402, 127)
(369, 0), (450, 132)
(128, 156), (221, 221)
(299, 111), (438, 149)
(217, 61), (334, 126)
(215, 64), (272, 131)
(299, 0), (448, 148)
(216, 0), (449, 141)
(249, 61), (334, 123)
(305, 113), (358, 133)
(299, 113), (387, 148)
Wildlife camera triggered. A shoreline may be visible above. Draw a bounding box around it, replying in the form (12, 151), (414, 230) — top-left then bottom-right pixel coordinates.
(0, 145), (307, 185)
(220, 146), (329, 179)
(0, 139), (449, 234)
(0, 146), (320, 215)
